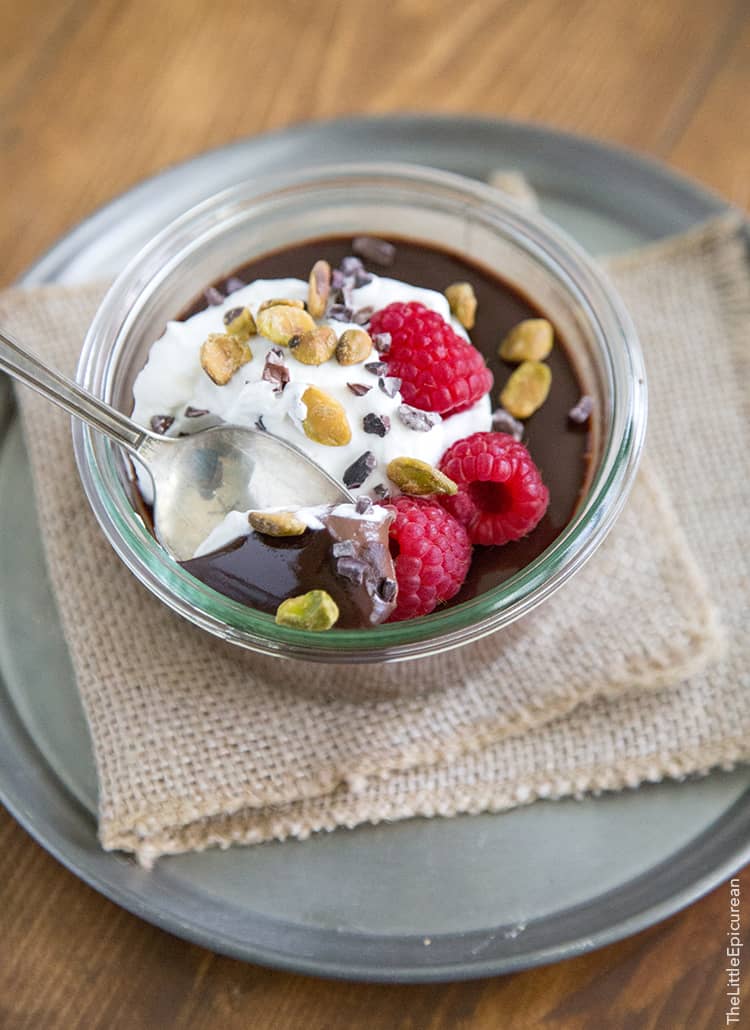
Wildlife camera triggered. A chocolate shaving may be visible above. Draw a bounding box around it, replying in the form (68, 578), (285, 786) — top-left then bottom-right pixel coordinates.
(355, 496), (373, 514)
(352, 236), (396, 267)
(491, 407), (524, 440)
(363, 413), (391, 437)
(224, 276), (245, 293)
(398, 404), (441, 432)
(261, 347), (290, 393)
(150, 414), (174, 435)
(353, 306), (374, 326)
(378, 376), (401, 399)
(372, 332), (391, 354)
(365, 360), (388, 376)
(185, 406), (209, 419)
(347, 382), (372, 397)
(343, 450), (377, 489)
(204, 286), (224, 306)
(568, 395), (594, 424)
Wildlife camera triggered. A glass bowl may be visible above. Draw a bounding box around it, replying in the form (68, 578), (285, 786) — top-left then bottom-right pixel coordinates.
(74, 163), (646, 664)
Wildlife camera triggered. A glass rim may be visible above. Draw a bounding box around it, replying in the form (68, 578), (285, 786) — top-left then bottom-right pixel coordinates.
(74, 162), (647, 662)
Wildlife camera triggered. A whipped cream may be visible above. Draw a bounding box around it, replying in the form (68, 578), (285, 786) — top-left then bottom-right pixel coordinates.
(131, 273), (492, 556)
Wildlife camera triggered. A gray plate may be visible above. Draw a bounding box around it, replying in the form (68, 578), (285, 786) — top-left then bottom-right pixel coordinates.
(1, 116), (747, 983)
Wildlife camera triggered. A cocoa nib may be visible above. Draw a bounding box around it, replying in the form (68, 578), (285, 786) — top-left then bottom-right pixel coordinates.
(339, 255), (365, 277)
(352, 306), (375, 326)
(262, 347), (290, 393)
(372, 483), (391, 501)
(352, 236), (396, 267)
(569, 395), (594, 424)
(336, 556), (368, 585)
(372, 332), (392, 354)
(185, 406), (209, 418)
(398, 404), (441, 432)
(491, 407), (524, 441)
(378, 376), (401, 399)
(224, 276), (245, 293)
(347, 382), (372, 397)
(363, 413), (391, 437)
(378, 577), (397, 602)
(365, 361), (388, 376)
(343, 450), (377, 489)
(355, 496), (373, 514)
(328, 303), (354, 322)
(204, 286), (224, 306)
(150, 414), (174, 434)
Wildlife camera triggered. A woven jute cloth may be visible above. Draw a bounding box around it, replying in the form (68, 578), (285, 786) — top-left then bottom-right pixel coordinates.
(0, 214), (747, 866)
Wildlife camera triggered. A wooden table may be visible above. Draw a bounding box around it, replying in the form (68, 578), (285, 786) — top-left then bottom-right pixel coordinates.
(2, 1), (748, 1026)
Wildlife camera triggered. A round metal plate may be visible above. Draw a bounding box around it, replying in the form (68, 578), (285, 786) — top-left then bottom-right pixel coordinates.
(0, 115), (746, 982)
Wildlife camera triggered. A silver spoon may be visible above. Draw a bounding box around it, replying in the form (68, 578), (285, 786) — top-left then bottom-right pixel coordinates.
(0, 329), (353, 561)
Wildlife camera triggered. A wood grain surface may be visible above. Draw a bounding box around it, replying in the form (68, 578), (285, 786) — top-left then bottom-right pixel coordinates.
(1, 1), (749, 1027)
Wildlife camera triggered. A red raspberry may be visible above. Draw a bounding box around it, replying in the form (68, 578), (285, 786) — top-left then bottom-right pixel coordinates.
(370, 301), (493, 416)
(384, 496), (472, 621)
(438, 432), (549, 547)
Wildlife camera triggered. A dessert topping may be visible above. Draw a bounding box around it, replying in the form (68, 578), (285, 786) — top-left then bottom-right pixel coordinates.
(222, 306), (256, 342)
(378, 375), (402, 398)
(370, 301), (493, 416)
(445, 282), (477, 330)
(150, 414), (174, 435)
(499, 318), (554, 362)
(343, 450), (377, 488)
(248, 510), (308, 537)
(491, 407), (524, 440)
(200, 332), (252, 385)
(301, 386), (352, 446)
(307, 259), (331, 319)
(289, 326), (338, 366)
(352, 307), (375, 326)
(386, 456), (457, 496)
(439, 432), (549, 546)
(372, 332), (392, 354)
(185, 406), (210, 419)
(397, 404), (441, 432)
(275, 589), (340, 631)
(256, 304), (316, 346)
(363, 413), (391, 437)
(261, 348), (290, 393)
(346, 382), (372, 397)
(355, 496), (373, 514)
(500, 360), (552, 419)
(352, 236), (397, 267)
(257, 297), (306, 314)
(336, 328), (373, 366)
(327, 303), (354, 322)
(365, 360), (388, 376)
(568, 395), (594, 424)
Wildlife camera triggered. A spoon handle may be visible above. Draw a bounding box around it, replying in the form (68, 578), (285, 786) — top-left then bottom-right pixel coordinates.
(0, 328), (146, 452)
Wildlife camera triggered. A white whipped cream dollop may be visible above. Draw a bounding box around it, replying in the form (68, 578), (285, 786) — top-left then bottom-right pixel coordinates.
(131, 274), (492, 556)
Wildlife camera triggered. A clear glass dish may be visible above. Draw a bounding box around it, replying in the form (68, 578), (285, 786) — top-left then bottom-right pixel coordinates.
(74, 163), (647, 663)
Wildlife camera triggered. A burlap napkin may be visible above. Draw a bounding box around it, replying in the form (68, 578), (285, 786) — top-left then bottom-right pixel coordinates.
(1, 213), (747, 866)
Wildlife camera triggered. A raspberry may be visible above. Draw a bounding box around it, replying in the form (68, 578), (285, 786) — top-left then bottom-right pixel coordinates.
(369, 302), (493, 416)
(384, 496), (473, 621)
(438, 432), (549, 546)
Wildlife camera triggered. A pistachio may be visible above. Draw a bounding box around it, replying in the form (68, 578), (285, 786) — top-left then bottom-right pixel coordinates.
(275, 589), (339, 631)
(386, 456), (458, 496)
(256, 304), (316, 346)
(307, 260), (331, 319)
(445, 282), (477, 330)
(336, 328), (373, 366)
(256, 297), (306, 314)
(200, 332), (252, 385)
(249, 510), (308, 537)
(302, 386), (352, 446)
(289, 326), (337, 366)
(499, 318), (554, 362)
(499, 360), (552, 418)
(222, 306), (256, 342)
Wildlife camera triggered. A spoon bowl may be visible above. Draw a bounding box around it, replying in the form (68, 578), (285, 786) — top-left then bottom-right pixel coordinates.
(0, 328), (352, 563)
